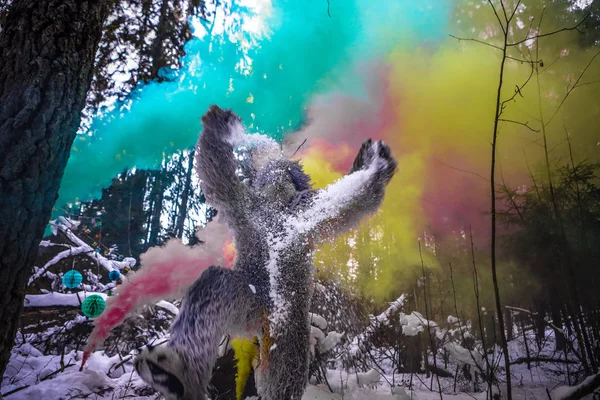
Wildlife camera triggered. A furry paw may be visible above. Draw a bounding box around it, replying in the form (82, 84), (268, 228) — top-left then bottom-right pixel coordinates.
(351, 139), (397, 179)
(373, 140), (398, 179)
(134, 345), (186, 400)
(201, 104), (242, 140)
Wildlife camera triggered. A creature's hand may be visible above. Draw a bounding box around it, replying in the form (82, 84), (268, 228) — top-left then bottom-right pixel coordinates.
(300, 138), (397, 242)
(201, 105), (242, 143)
(196, 105), (251, 226)
(350, 139), (397, 181)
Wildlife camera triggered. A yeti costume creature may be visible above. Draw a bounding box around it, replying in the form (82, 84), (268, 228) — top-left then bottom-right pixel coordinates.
(135, 105), (397, 400)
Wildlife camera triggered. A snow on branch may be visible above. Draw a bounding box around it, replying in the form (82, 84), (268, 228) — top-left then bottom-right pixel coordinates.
(24, 292), (107, 308)
(28, 245), (89, 286)
(156, 300), (179, 316)
(551, 372), (600, 400)
(506, 305), (565, 334)
(350, 295), (406, 355)
(45, 216), (136, 275)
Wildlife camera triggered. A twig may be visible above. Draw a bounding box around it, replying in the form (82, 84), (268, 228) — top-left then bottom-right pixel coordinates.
(108, 355), (132, 377)
(505, 306), (564, 334)
(433, 158), (490, 183)
(498, 118), (540, 132)
(487, 0), (506, 34)
(449, 34), (503, 51)
(448, 263), (488, 378)
(418, 240), (443, 399)
(546, 50), (600, 126)
(506, 55), (542, 64)
(507, 0), (523, 23)
(3, 363), (75, 397)
(290, 138), (307, 158)
(510, 356), (579, 365)
(508, 14), (589, 47)
(500, 66), (535, 113)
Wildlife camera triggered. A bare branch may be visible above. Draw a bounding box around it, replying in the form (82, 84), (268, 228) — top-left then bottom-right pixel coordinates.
(573, 80), (600, 89)
(506, 55), (542, 64)
(498, 118), (540, 132)
(499, 0), (509, 24)
(508, 14), (590, 47)
(538, 55), (561, 74)
(500, 65), (535, 113)
(511, 356), (579, 366)
(449, 34), (503, 50)
(547, 50), (600, 126)
(433, 158), (490, 183)
(488, 0), (507, 33)
(507, 0), (523, 24)
(290, 138), (307, 158)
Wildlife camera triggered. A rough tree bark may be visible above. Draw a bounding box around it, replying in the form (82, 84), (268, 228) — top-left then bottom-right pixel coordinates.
(0, 0), (110, 381)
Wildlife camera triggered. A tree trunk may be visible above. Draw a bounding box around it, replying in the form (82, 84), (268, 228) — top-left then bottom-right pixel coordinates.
(149, 0), (170, 80)
(505, 308), (514, 342)
(551, 296), (566, 351)
(148, 171), (165, 246)
(534, 299), (547, 349)
(0, 0), (110, 380)
(175, 149), (194, 238)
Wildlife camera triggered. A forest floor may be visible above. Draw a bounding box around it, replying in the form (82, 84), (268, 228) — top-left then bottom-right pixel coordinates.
(1, 332), (594, 400)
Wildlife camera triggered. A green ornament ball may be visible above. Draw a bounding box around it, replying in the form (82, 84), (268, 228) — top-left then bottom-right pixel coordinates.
(81, 294), (106, 318)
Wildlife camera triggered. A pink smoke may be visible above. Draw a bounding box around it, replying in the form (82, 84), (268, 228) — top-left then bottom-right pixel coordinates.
(285, 62), (398, 158)
(82, 218), (232, 366)
(423, 157), (491, 240)
(82, 256), (223, 366)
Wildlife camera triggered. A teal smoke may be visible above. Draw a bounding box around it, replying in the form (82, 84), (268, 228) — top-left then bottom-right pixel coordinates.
(56, 0), (451, 214)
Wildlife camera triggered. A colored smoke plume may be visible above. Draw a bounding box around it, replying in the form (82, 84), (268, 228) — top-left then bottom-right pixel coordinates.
(82, 217), (232, 365)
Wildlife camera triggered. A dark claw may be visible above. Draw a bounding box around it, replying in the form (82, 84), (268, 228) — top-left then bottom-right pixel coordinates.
(378, 141), (392, 160)
(350, 139), (374, 173)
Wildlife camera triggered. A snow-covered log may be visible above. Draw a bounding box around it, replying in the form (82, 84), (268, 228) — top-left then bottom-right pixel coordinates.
(551, 373), (600, 400)
(24, 292), (107, 308)
(24, 292), (178, 317)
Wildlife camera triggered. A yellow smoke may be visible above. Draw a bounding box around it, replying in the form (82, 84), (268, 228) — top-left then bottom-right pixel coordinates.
(232, 338), (259, 400)
(300, 22), (599, 302)
(301, 146), (430, 301)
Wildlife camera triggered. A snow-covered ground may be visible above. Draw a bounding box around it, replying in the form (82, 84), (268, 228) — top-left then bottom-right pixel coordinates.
(1, 340), (595, 400)
(4, 295), (597, 400)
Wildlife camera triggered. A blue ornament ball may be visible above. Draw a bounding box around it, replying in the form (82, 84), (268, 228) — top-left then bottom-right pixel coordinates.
(62, 270), (83, 289)
(81, 294), (106, 318)
(108, 270), (121, 281)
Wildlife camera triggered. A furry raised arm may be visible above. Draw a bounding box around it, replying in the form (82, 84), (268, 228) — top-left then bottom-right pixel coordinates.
(195, 105), (252, 227)
(297, 139), (397, 241)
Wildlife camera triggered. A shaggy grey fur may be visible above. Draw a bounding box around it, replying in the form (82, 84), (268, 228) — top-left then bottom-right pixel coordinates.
(135, 105), (397, 400)
(135, 266), (262, 400)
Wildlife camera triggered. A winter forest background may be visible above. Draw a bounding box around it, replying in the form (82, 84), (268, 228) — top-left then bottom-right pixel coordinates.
(1, 0), (600, 399)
